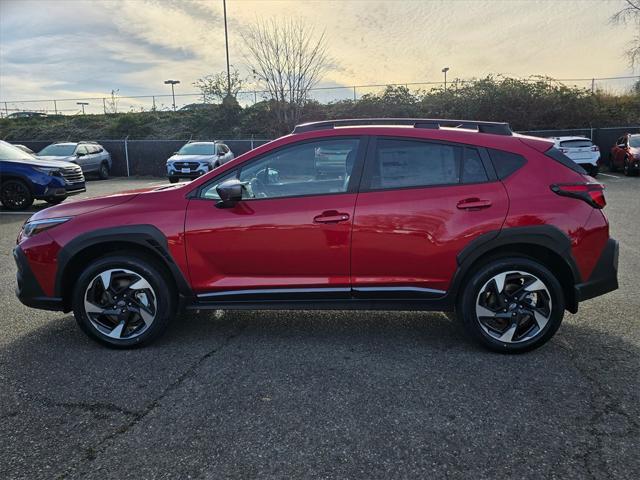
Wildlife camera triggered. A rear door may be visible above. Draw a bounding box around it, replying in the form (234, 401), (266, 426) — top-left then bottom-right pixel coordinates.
(350, 136), (509, 297)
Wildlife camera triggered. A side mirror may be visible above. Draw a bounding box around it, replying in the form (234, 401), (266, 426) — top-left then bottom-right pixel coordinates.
(76, 151), (85, 157)
(216, 179), (243, 208)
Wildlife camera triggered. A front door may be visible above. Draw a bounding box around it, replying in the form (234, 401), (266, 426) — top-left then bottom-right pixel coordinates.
(184, 136), (365, 301)
(350, 136), (509, 298)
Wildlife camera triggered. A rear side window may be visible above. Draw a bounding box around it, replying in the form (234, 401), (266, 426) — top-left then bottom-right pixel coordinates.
(487, 149), (527, 179)
(462, 147), (489, 183)
(545, 147), (587, 174)
(559, 139), (592, 149)
(370, 139), (461, 189)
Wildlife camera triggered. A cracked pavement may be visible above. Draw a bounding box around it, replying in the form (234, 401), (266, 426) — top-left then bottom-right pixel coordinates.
(0, 176), (638, 479)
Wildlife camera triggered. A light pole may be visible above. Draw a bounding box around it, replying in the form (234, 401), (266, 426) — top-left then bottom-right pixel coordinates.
(441, 67), (450, 92)
(77, 102), (89, 114)
(223, 0), (231, 97)
(164, 79), (180, 111)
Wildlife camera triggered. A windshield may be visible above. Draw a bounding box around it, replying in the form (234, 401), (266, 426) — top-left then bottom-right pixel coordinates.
(38, 144), (76, 156)
(629, 135), (640, 148)
(0, 141), (35, 160)
(177, 143), (215, 155)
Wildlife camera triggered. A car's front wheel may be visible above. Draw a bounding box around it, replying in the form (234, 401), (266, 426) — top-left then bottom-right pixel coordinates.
(72, 254), (175, 348)
(0, 179), (34, 210)
(168, 176), (179, 184)
(458, 257), (565, 353)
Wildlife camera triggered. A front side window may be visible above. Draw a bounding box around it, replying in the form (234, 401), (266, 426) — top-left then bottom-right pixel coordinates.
(629, 135), (640, 148)
(370, 139), (461, 189)
(238, 139), (359, 199)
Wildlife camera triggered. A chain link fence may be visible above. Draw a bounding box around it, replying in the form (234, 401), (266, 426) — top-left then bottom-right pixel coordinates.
(2, 76), (638, 118)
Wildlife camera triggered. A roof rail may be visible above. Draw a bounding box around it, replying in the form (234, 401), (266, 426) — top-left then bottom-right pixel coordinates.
(292, 118), (513, 136)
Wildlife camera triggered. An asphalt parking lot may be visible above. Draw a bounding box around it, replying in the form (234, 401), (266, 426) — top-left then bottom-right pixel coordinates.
(0, 174), (638, 479)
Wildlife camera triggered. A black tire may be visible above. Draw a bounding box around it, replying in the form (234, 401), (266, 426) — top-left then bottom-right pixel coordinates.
(72, 253), (175, 348)
(609, 159), (617, 172)
(0, 179), (34, 210)
(45, 197), (66, 205)
(168, 176), (179, 184)
(98, 162), (109, 180)
(457, 257), (565, 353)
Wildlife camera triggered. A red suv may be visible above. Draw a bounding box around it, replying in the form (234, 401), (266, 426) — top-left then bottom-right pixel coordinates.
(610, 133), (640, 176)
(14, 119), (619, 353)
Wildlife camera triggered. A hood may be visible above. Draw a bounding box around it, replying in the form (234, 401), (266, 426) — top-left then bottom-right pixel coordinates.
(167, 154), (215, 163)
(2, 157), (78, 168)
(37, 155), (77, 163)
(29, 182), (185, 221)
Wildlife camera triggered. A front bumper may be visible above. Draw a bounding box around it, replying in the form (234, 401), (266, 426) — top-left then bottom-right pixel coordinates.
(574, 238), (619, 302)
(167, 163), (211, 178)
(13, 246), (64, 311)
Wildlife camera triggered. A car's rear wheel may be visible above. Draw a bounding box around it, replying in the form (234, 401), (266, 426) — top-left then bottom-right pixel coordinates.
(458, 257), (565, 353)
(72, 254), (175, 348)
(0, 179), (34, 210)
(45, 197), (66, 205)
(98, 162), (110, 180)
(168, 176), (179, 183)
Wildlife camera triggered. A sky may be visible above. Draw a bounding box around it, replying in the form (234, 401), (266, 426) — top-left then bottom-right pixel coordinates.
(0, 0), (638, 113)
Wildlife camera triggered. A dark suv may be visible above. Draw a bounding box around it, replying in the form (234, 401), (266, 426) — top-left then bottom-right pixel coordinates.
(14, 119), (618, 352)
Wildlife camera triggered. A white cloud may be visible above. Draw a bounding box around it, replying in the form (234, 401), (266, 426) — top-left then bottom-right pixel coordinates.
(0, 0), (637, 107)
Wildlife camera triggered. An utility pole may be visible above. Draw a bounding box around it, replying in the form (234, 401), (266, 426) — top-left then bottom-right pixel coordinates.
(164, 80), (180, 111)
(442, 67), (450, 92)
(77, 102), (89, 114)
(223, 0), (231, 97)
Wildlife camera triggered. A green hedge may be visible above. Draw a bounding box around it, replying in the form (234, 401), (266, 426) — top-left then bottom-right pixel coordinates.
(1, 76), (638, 141)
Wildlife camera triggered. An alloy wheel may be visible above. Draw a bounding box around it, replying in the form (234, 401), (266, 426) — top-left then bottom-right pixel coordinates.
(84, 268), (157, 340)
(475, 270), (552, 344)
(1, 181), (29, 209)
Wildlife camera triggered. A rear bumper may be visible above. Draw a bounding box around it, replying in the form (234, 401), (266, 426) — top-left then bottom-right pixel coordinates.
(13, 246), (64, 311)
(574, 238), (619, 302)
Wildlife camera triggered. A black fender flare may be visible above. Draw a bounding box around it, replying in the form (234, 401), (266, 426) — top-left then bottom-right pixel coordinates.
(448, 225), (581, 307)
(55, 224), (192, 299)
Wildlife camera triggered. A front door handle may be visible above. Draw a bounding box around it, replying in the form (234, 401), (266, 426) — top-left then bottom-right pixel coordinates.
(456, 198), (492, 210)
(313, 210), (350, 223)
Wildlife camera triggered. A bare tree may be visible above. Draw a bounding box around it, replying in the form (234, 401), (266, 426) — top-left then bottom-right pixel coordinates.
(193, 67), (245, 104)
(243, 18), (330, 129)
(610, 0), (640, 69)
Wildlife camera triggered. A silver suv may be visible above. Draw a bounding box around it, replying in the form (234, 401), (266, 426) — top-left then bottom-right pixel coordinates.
(167, 141), (234, 183)
(37, 141), (112, 179)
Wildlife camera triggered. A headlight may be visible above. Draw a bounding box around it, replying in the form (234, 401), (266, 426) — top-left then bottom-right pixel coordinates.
(21, 217), (71, 238)
(33, 166), (62, 176)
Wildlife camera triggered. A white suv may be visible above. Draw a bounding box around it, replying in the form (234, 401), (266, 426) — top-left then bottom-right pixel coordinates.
(548, 136), (600, 176)
(166, 141), (234, 183)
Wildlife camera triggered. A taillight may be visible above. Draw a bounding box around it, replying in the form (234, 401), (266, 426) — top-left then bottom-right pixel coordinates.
(550, 183), (606, 209)
(591, 145), (599, 152)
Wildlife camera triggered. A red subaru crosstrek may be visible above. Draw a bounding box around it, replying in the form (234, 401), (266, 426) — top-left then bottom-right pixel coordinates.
(14, 119), (619, 353)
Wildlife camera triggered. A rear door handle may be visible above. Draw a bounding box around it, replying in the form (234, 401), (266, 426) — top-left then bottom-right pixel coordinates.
(313, 210), (350, 223)
(456, 198), (492, 210)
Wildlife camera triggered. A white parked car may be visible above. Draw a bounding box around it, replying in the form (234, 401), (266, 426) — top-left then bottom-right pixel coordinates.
(548, 136), (600, 176)
(166, 141), (234, 183)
